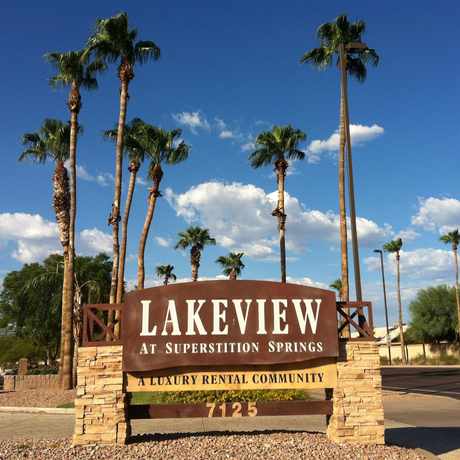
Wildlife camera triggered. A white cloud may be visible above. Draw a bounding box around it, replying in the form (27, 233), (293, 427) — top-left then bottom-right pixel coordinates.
(64, 161), (114, 187)
(0, 213), (58, 240)
(95, 172), (114, 187)
(241, 141), (255, 152)
(155, 236), (172, 248)
(172, 111), (210, 134)
(306, 123), (384, 163)
(366, 248), (454, 281)
(215, 118), (226, 130)
(395, 228), (420, 241)
(136, 176), (148, 187)
(286, 276), (328, 290)
(79, 228), (112, 255)
(412, 197), (460, 234)
(0, 212), (112, 263)
(0, 213), (60, 263)
(219, 130), (235, 139)
(165, 181), (391, 260)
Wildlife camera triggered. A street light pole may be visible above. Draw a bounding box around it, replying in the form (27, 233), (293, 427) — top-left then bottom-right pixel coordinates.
(374, 249), (392, 365)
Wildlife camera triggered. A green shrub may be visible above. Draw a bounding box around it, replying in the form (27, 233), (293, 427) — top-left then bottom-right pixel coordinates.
(130, 389), (310, 405)
(0, 336), (45, 367)
(411, 353), (460, 365)
(28, 366), (58, 375)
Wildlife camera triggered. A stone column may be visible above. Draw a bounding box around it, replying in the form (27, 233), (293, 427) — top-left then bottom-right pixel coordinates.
(18, 358), (29, 376)
(73, 345), (130, 445)
(327, 340), (385, 444)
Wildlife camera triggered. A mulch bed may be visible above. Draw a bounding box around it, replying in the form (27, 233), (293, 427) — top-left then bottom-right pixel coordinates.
(0, 390), (75, 408)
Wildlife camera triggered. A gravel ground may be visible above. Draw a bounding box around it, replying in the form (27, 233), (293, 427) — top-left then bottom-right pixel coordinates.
(0, 390), (75, 408)
(0, 432), (424, 460)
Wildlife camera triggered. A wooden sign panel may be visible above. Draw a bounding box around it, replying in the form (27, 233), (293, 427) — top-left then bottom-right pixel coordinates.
(126, 360), (337, 392)
(123, 280), (338, 372)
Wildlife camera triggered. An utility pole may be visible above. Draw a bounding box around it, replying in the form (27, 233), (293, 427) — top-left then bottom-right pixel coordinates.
(374, 249), (392, 365)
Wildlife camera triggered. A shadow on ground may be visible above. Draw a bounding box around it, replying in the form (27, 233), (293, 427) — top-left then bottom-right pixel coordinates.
(387, 427), (460, 455)
(130, 429), (316, 444)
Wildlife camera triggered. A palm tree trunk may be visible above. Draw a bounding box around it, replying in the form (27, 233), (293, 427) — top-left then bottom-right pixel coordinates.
(453, 246), (460, 339)
(396, 253), (407, 364)
(164, 275), (169, 286)
(338, 45), (349, 304)
(275, 159), (288, 283)
(52, 160), (70, 379)
(109, 70), (131, 303)
(137, 175), (162, 290)
(342, 49), (363, 302)
(116, 163), (139, 303)
(229, 269), (237, 280)
(61, 97), (79, 389)
(191, 247), (200, 282)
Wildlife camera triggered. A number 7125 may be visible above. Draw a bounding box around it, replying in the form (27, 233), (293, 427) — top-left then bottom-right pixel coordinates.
(206, 401), (258, 417)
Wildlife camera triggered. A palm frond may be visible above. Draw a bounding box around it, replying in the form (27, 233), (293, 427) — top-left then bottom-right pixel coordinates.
(134, 40), (161, 64)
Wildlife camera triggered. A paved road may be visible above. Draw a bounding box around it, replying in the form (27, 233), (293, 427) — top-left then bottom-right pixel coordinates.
(382, 366), (460, 399)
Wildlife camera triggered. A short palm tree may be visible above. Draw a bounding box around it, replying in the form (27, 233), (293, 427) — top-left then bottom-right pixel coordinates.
(216, 252), (245, 280)
(44, 50), (104, 389)
(301, 15), (379, 302)
(440, 229), (460, 339)
(249, 125), (306, 283)
(104, 118), (147, 302)
(86, 12), (160, 303)
(19, 118), (72, 386)
(384, 238), (406, 364)
(155, 264), (177, 286)
(136, 126), (190, 289)
(330, 278), (342, 300)
(175, 227), (216, 281)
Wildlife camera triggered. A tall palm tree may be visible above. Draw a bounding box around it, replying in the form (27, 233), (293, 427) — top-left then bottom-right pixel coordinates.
(19, 119), (72, 385)
(104, 118), (147, 302)
(301, 15), (379, 302)
(136, 126), (190, 289)
(440, 229), (460, 339)
(330, 278), (342, 300)
(44, 50), (103, 389)
(384, 238), (406, 364)
(175, 227), (216, 281)
(216, 252), (245, 280)
(155, 264), (177, 286)
(86, 12), (160, 303)
(249, 125), (306, 283)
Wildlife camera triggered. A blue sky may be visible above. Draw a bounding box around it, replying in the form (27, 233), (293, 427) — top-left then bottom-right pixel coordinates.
(1, 1), (460, 327)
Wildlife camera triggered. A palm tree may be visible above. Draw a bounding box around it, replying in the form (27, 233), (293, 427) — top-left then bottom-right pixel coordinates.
(330, 278), (342, 300)
(301, 15), (379, 302)
(19, 119), (73, 385)
(249, 125), (306, 283)
(44, 50), (103, 389)
(136, 126), (190, 289)
(86, 12), (160, 304)
(440, 229), (460, 339)
(216, 252), (245, 280)
(19, 120), (72, 250)
(104, 118), (147, 302)
(155, 265), (177, 286)
(384, 238), (406, 364)
(175, 227), (216, 281)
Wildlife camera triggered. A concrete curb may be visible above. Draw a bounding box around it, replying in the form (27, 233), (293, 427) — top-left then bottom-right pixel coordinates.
(0, 406), (74, 414)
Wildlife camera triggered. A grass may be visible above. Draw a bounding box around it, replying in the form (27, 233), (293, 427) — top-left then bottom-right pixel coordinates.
(56, 402), (74, 408)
